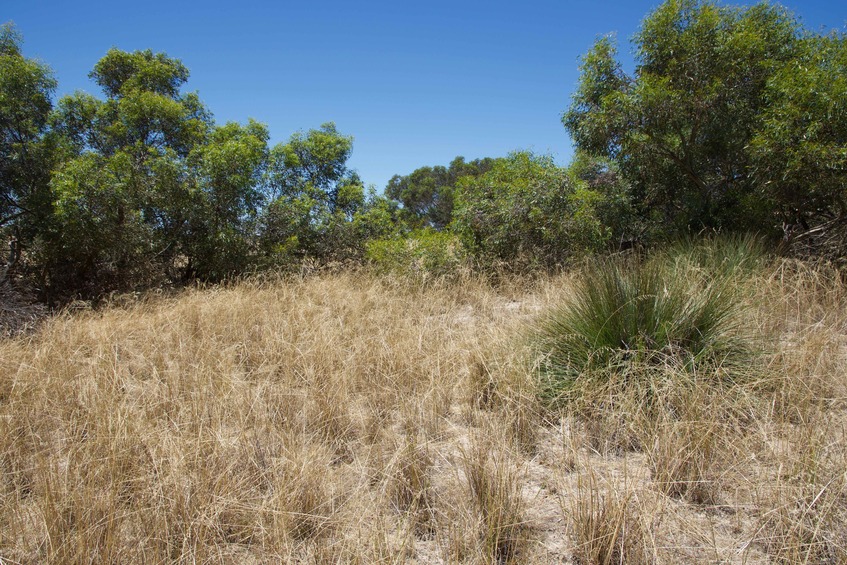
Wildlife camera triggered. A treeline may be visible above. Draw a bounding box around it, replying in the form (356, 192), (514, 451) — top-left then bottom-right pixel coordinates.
(2, 0), (846, 302)
(1, 27), (403, 302)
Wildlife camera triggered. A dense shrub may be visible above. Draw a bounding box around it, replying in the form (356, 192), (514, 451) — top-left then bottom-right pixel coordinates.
(366, 229), (467, 280)
(452, 151), (611, 270)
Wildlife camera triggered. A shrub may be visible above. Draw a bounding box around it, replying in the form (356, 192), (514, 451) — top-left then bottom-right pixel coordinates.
(451, 151), (610, 270)
(535, 239), (760, 404)
(365, 229), (467, 279)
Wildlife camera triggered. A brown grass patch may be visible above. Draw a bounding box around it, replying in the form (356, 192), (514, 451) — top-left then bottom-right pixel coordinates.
(0, 262), (845, 563)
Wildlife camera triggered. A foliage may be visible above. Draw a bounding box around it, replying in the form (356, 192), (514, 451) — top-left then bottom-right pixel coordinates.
(385, 156), (496, 230)
(184, 119), (270, 280)
(567, 151), (644, 248)
(261, 123), (375, 263)
(452, 151), (610, 269)
(1, 31), (401, 299)
(5, 1), (847, 300)
(0, 23), (58, 277)
(46, 151), (161, 293)
(564, 0), (809, 235)
(268, 122), (352, 202)
(43, 48), (222, 295)
(535, 237), (761, 403)
(1, 29), (410, 300)
(366, 229), (467, 279)
(750, 32), (847, 229)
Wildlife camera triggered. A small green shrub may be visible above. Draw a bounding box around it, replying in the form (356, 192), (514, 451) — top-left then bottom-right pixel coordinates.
(365, 229), (467, 279)
(536, 240), (760, 404)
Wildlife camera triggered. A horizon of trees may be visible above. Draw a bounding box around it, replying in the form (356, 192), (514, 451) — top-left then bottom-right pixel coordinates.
(2, 0), (845, 302)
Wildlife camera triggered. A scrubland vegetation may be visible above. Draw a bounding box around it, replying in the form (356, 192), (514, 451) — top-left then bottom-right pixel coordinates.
(2, 0), (847, 562)
(1, 242), (846, 563)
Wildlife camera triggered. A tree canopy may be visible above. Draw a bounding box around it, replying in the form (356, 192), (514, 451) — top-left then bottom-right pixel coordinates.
(0, 23), (56, 259)
(0, 31), (381, 299)
(385, 156), (496, 230)
(564, 0), (845, 238)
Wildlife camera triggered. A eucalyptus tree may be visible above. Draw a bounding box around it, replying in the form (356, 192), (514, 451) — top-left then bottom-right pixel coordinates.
(385, 156), (497, 230)
(49, 48), (270, 294)
(0, 23), (57, 278)
(262, 122), (371, 261)
(564, 0), (805, 235)
(749, 31), (847, 232)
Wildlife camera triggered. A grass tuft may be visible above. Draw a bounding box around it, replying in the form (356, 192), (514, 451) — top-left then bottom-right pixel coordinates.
(567, 468), (653, 565)
(460, 438), (528, 563)
(535, 237), (762, 405)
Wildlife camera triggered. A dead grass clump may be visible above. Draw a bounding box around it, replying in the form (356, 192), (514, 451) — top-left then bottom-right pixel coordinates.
(558, 370), (658, 455)
(757, 479), (847, 564)
(0, 280), (48, 337)
(566, 468), (654, 565)
(753, 259), (847, 422)
(761, 326), (846, 424)
(469, 354), (543, 455)
(278, 453), (338, 542)
(455, 436), (528, 563)
(385, 436), (435, 536)
(648, 416), (722, 505)
(643, 376), (748, 506)
(0, 272), (544, 562)
(753, 419), (847, 563)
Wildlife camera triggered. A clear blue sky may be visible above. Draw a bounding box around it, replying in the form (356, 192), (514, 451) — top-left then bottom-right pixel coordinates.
(5, 1), (845, 190)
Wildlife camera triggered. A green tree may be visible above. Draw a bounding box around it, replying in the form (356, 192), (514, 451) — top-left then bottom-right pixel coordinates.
(452, 151), (609, 268)
(564, 0), (802, 235)
(268, 122), (352, 203)
(750, 32), (847, 231)
(0, 23), (57, 278)
(47, 49), (213, 293)
(385, 156), (496, 230)
(262, 123), (369, 261)
(184, 119), (270, 279)
(46, 48), (273, 295)
(567, 150), (641, 247)
(48, 151), (158, 292)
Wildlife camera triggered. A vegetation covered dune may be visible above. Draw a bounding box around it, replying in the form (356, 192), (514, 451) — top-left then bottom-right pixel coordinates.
(2, 2), (847, 560)
(1, 253), (846, 563)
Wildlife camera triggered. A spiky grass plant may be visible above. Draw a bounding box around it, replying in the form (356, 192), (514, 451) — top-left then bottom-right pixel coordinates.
(536, 243), (757, 405)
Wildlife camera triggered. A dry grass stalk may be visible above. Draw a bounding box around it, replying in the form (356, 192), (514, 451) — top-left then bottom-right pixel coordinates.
(462, 437), (528, 563)
(566, 467), (654, 565)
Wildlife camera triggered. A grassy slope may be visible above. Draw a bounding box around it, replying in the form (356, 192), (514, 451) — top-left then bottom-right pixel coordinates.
(0, 264), (845, 563)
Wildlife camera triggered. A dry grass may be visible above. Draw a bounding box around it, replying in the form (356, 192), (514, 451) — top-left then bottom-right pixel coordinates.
(564, 464), (654, 565)
(0, 259), (846, 563)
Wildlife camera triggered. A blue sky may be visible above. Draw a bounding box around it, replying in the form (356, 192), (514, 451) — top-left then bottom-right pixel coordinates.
(5, 1), (846, 190)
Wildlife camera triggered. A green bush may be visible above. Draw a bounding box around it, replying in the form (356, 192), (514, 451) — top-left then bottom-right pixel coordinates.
(536, 238), (762, 404)
(366, 229), (467, 279)
(451, 151), (611, 270)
